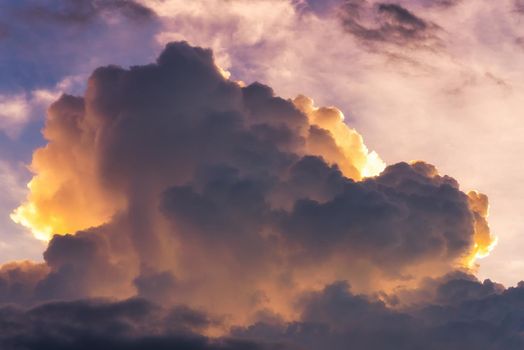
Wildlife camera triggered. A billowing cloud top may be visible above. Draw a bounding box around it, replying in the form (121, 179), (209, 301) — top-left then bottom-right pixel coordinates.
(0, 42), (506, 349)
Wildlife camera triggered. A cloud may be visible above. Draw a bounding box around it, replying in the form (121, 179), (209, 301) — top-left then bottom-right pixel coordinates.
(234, 277), (524, 350)
(339, 1), (441, 47)
(138, 0), (524, 288)
(3, 42), (495, 336)
(0, 261), (48, 305)
(0, 14), (521, 347)
(276, 161), (479, 270)
(515, 0), (524, 12)
(19, 0), (155, 25)
(0, 298), (286, 350)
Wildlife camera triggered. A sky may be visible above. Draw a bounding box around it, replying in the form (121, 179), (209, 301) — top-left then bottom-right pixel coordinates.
(1, 0), (524, 349)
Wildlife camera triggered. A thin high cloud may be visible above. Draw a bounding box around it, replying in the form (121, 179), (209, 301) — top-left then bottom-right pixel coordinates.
(18, 0), (155, 25)
(0, 0), (160, 136)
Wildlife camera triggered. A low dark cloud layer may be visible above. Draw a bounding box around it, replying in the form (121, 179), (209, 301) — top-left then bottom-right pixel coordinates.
(2, 273), (524, 350)
(0, 298), (284, 350)
(19, 0), (155, 26)
(235, 276), (524, 350)
(516, 0), (524, 13)
(340, 1), (440, 47)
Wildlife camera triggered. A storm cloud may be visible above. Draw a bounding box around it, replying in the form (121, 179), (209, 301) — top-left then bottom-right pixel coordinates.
(0, 41), (507, 349)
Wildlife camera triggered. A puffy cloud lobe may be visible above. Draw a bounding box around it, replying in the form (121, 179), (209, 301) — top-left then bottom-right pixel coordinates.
(11, 95), (127, 240)
(431, 272), (505, 305)
(7, 42), (386, 317)
(2, 274), (524, 349)
(388, 270), (505, 307)
(0, 261), (48, 305)
(158, 128), (489, 315)
(140, 0), (524, 290)
(12, 41), (381, 242)
(277, 161), (476, 271)
(299, 0), (462, 15)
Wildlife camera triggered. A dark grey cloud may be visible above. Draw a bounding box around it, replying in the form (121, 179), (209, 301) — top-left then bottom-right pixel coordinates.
(35, 230), (131, 302)
(235, 278), (524, 350)
(430, 271), (505, 305)
(0, 262), (48, 305)
(299, 0), (461, 15)
(387, 270), (506, 308)
(3, 273), (524, 349)
(0, 298), (285, 350)
(0, 42), (489, 307)
(416, 0), (462, 7)
(516, 0), (524, 13)
(340, 1), (441, 47)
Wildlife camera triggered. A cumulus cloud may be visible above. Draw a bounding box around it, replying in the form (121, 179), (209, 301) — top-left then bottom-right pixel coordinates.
(2, 41), (495, 338)
(2, 273), (524, 349)
(0, 83), (78, 139)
